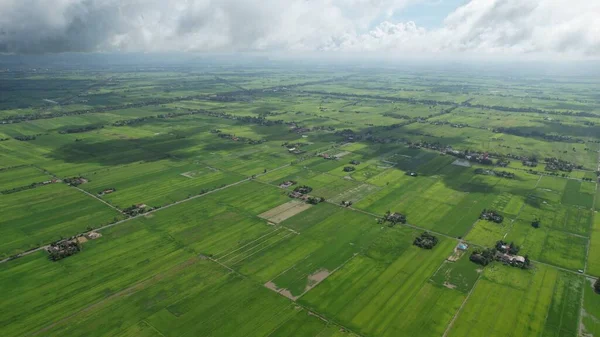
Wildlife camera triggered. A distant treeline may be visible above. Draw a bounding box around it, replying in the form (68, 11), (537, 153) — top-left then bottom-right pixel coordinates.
(1, 180), (55, 195)
(493, 127), (583, 143)
(58, 125), (104, 134)
(113, 109), (287, 127)
(1, 76), (352, 125)
(0, 95), (209, 124)
(14, 135), (40, 141)
(294, 90), (600, 119)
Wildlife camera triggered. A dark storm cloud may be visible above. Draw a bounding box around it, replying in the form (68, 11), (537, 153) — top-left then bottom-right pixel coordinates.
(0, 0), (598, 58)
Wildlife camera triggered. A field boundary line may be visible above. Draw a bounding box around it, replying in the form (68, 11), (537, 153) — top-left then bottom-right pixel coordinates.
(207, 256), (235, 273)
(141, 320), (167, 337)
(222, 232), (295, 266)
(541, 268), (561, 337)
(1, 161), (293, 264)
(30, 257), (199, 336)
(204, 253), (366, 337)
(442, 273), (482, 337)
(71, 185), (125, 214)
(503, 174), (543, 240)
(32, 165), (125, 214)
(221, 231), (292, 264)
(265, 254), (314, 285)
(295, 252), (360, 300)
(215, 228), (282, 260)
(260, 175), (598, 277)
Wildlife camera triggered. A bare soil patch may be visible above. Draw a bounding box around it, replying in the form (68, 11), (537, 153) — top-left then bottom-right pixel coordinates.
(334, 151), (351, 158)
(181, 170), (202, 178)
(258, 200), (312, 224)
(264, 281), (300, 301)
(443, 282), (457, 289)
(447, 245), (466, 262)
(452, 159), (471, 167)
(304, 269), (330, 293)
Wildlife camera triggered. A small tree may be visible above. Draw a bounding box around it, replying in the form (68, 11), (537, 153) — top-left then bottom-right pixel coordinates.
(595, 278), (600, 294)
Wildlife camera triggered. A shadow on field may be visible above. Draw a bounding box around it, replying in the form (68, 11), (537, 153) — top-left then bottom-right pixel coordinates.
(48, 135), (197, 165)
(497, 122), (600, 141)
(48, 133), (254, 166)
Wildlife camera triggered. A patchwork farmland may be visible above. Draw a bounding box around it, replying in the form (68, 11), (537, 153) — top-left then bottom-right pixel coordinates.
(1, 60), (600, 337)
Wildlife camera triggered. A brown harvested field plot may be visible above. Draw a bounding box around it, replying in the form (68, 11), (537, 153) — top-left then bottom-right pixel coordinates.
(329, 183), (380, 204)
(264, 269), (331, 301)
(258, 200), (313, 224)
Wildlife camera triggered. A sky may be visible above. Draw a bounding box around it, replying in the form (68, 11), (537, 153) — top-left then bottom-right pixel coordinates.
(0, 0), (599, 60)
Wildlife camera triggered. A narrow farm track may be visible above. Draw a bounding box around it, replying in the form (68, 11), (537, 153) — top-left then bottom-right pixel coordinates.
(205, 255), (366, 337)
(72, 186), (125, 214)
(0, 163), (291, 264)
(578, 144), (600, 336)
(502, 174), (543, 240)
(30, 257), (200, 336)
(442, 274), (483, 337)
(32, 165), (124, 214)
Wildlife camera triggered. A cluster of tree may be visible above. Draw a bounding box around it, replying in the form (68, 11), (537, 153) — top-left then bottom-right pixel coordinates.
(281, 142), (306, 149)
(522, 157), (538, 167)
(492, 127), (580, 143)
(47, 240), (81, 261)
(2, 94), (211, 124)
(216, 133), (265, 145)
(462, 101), (597, 118)
(294, 185), (313, 194)
(112, 108), (288, 129)
(413, 232), (439, 249)
(340, 200), (353, 207)
(595, 279), (600, 294)
(58, 124), (103, 134)
(123, 205), (148, 217)
(112, 116), (155, 127)
(408, 143), (495, 167)
(427, 120), (468, 128)
(335, 129), (359, 142)
(474, 168), (515, 179)
(480, 209), (504, 223)
(1, 178), (58, 194)
(349, 160), (361, 165)
(98, 188), (116, 196)
(544, 157), (583, 172)
(0, 137), (9, 142)
(63, 176), (87, 186)
(298, 90), (455, 107)
(406, 171), (418, 177)
(382, 112), (413, 120)
(496, 240), (520, 255)
(470, 248), (496, 266)
(307, 196), (325, 205)
(14, 135), (37, 141)
(380, 211), (407, 225)
(343, 166), (356, 172)
(470, 241), (531, 269)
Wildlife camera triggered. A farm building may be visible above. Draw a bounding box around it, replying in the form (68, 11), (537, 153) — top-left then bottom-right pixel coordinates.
(279, 180), (297, 188)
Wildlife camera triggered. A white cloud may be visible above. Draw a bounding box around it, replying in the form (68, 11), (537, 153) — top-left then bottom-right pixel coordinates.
(0, 0), (598, 58)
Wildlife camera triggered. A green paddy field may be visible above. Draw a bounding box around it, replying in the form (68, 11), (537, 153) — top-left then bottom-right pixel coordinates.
(1, 62), (599, 337)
